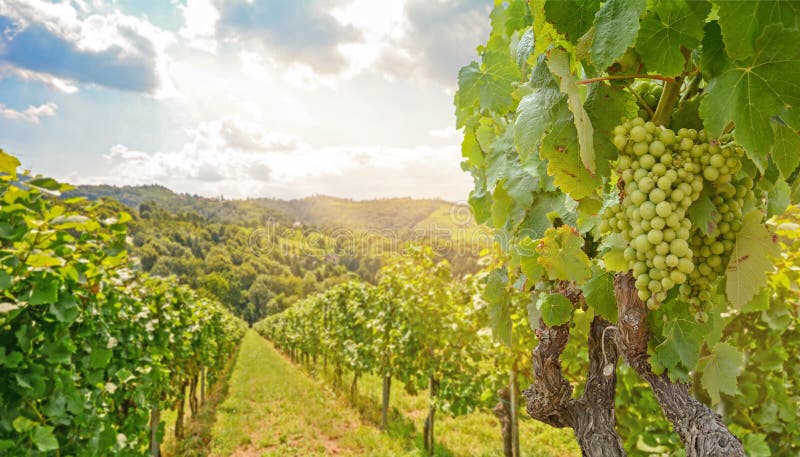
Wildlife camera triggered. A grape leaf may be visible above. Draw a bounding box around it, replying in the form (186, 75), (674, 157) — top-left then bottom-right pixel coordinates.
(715, 0), (800, 61)
(701, 21), (726, 79)
(32, 426), (59, 452)
(537, 293), (573, 326)
(688, 186), (719, 236)
(599, 232), (628, 272)
(770, 120), (800, 179)
(483, 269), (512, 346)
(0, 150), (20, 175)
(517, 237), (543, 281)
(590, 0), (646, 70)
(726, 210), (780, 308)
(740, 287), (770, 314)
(491, 184), (512, 229)
(456, 51), (521, 123)
(700, 25), (800, 172)
(584, 82), (638, 179)
(543, 0), (600, 44)
(547, 48), (595, 175)
(539, 111), (603, 200)
(741, 434), (771, 457)
(30, 280), (58, 305)
(514, 57), (565, 162)
(635, 0), (705, 76)
(537, 226), (592, 284)
(516, 28), (534, 71)
(767, 180), (790, 219)
(461, 128), (484, 168)
(700, 342), (744, 405)
(653, 314), (705, 379)
(581, 266), (618, 323)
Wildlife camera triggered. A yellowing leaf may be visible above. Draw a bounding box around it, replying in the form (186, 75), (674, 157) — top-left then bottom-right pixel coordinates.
(726, 210), (780, 308)
(537, 225), (592, 284)
(547, 48), (595, 175)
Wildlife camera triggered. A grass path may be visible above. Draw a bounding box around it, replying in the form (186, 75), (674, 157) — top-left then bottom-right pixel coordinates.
(209, 330), (409, 456)
(208, 330), (577, 457)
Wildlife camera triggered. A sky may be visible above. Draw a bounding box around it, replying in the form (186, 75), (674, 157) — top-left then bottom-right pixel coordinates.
(0, 0), (493, 200)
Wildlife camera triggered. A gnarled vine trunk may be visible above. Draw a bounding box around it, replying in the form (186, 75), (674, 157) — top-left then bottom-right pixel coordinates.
(613, 273), (745, 457)
(523, 315), (625, 457)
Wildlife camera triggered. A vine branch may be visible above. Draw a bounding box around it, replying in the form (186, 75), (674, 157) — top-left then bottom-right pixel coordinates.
(577, 74), (677, 85)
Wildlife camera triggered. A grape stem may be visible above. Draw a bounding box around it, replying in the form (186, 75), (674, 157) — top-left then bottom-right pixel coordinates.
(576, 74), (677, 85)
(626, 84), (655, 119)
(652, 78), (682, 127)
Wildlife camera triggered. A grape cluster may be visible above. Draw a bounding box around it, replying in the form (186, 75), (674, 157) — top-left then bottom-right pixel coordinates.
(599, 117), (754, 309)
(631, 81), (662, 120)
(681, 174), (754, 306)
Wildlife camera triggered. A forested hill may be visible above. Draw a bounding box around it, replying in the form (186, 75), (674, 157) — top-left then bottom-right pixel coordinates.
(68, 184), (469, 231)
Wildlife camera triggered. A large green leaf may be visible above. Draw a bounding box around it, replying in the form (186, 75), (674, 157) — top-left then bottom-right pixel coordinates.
(700, 25), (800, 172)
(652, 313), (705, 379)
(539, 112), (602, 200)
(590, 0), (647, 70)
(456, 51), (521, 120)
(32, 426), (59, 452)
(547, 49), (595, 175)
(635, 0), (706, 76)
(536, 293), (573, 326)
(726, 210), (780, 308)
(770, 120), (800, 179)
(514, 58), (565, 162)
(581, 266), (617, 323)
(483, 269), (512, 346)
(544, 0), (600, 44)
(715, 0), (799, 61)
(700, 342), (744, 405)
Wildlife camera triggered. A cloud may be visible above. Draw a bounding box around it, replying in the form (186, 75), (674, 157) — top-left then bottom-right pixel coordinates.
(0, 0), (174, 94)
(189, 114), (301, 153)
(0, 63), (79, 93)
(83, 114), (470, 200)
(376, 0), (491, 86)
(217, 0), (361, 74)
(0, 101), (57, 123)
(179, 0), (219, 53)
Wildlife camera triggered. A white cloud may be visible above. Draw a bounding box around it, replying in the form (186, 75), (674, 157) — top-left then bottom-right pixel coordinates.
(178, 0), (219, 54)
(0, 102), (58, 124)
(0, 0), (176, 95)
(0, 64), (79, 93)
(428, 126), (462, 141)
(82, 114), (470, 200)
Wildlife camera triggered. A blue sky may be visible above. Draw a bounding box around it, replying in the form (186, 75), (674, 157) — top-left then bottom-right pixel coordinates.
(0, 0), (492, 200)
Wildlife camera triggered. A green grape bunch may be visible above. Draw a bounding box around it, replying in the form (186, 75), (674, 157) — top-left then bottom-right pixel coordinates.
(599, 117), (754, 310)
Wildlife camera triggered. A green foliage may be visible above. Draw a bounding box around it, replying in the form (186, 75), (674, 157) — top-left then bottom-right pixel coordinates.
(0, 152), (246, 455)
(255, 247), (491, 419)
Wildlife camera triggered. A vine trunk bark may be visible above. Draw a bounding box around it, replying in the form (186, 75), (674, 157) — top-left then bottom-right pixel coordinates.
(613, 273), (745, 457)
(523, 315), (625, 456)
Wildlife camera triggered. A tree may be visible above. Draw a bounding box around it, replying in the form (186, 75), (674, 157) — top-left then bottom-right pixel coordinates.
(455, 1), (800, 455)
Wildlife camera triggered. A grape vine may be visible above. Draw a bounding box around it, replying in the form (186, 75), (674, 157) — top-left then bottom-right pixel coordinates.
(455, 0), (800, 455)
(0, 150), (246, 455)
